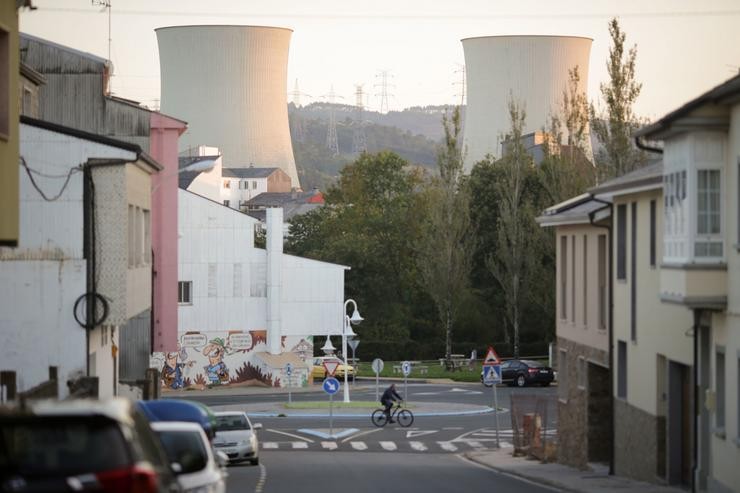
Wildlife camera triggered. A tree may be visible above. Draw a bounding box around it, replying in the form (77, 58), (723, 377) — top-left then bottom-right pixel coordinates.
(486, 101), (540, 359)
(416, 107), (474, 368)
(590, 17), (645, 180)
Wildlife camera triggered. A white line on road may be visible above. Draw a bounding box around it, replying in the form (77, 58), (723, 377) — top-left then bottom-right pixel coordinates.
(437, 441), (458, 452)
(254, 464), (267, 493)
(262, 442), (278, 449)
(321, 441), (338, 450)
(409, 441), (427, 451)
(451, 427), (488, 442)
(341, 427), (382, 443)
(406, 430), (438, 438)
(442, 427), (464, 430)
(379, 441), (397, 451)
(466, 440), (485, 449)
(266, 429), (314, 443)
(291, 441), (308, 449)
(350, 441), (368, 451)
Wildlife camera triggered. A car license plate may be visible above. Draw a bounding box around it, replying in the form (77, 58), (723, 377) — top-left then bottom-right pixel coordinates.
(540, 370), (548, 373)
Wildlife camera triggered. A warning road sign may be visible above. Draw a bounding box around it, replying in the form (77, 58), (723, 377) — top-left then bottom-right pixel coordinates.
(483, 346), (501, 365)
(323, 359), (340, 377)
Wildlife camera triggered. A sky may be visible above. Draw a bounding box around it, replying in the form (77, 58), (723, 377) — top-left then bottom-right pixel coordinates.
(19, 0), (740, 122)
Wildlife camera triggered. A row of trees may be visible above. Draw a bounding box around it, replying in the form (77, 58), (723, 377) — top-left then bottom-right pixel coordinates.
(287, 19), (646, 363)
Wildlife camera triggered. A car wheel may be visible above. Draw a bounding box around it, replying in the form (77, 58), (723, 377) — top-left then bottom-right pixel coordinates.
(516, 374), (526, 387)
(541, 382), (551, 387)
(251, 458), (259, 466)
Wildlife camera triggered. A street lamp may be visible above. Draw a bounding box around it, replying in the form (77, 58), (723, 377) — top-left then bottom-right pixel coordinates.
(342, 299), (363, 403)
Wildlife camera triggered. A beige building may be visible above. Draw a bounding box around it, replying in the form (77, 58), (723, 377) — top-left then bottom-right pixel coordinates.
(538, 194), (612, 469)
(635, 74), (740, 493)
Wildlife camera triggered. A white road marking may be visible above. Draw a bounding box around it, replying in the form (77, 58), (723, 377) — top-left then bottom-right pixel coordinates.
(266, 429), (314, 442)
(466, 440), (485, 449)
(321, 441), (338, 450)
(406, 430), (438, 439)
(438, 441), (458, 452)
(409, 441), (428, 451)
(254, 464), (267, 493)
(262, 442), (278, 449)
(442, 427), (464, 430)
(379, 441), (397, 451)
(450, 388), (469, 392)
(340, 427), (382, 443)
(412, 392), (440, 396)
(291, 441), (308, 449)
(451, 427), (489, 442)
(350, 441), (368, 451)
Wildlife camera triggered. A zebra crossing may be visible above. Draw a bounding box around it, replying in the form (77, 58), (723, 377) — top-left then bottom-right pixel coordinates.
(258, 439), (503, 454)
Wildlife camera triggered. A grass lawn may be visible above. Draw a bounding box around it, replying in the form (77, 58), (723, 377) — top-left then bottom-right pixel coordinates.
(284, 401), (396, 409)
(355, 360), (483, 382)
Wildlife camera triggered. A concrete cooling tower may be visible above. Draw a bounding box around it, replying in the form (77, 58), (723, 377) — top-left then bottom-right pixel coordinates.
(157, 25), (299, 188)
(461, 35), (592, 172)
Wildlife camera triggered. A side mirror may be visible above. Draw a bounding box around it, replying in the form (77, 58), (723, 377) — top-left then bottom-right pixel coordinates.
(171, 462), (183, 475)
(215, 451), (229, 468)
(253, 423), (262, 430)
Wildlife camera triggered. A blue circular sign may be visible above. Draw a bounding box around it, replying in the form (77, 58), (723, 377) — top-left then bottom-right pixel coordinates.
(285, 363), (293, 376)
(322, 377), (340, 395)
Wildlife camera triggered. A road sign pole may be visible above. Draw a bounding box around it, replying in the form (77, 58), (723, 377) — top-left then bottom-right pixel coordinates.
(329, 393), (334, 438)
(375, 370), (379, 401)
(404, 375), (407, 402)
(288, 375), (292, 404)
(493, 382), (500, 448)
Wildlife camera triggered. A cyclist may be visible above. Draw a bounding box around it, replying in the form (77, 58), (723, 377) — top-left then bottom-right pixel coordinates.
(380, 383), (403, 423)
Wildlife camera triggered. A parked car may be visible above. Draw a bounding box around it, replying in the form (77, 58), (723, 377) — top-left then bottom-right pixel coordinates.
(311, 356), (354, 381)
(151, 421), (226, 493)
(213, 411), (262, 465)
(138, 399), (217, 440)
(481, 359), (554, 387)
(0, 398), (181, 493)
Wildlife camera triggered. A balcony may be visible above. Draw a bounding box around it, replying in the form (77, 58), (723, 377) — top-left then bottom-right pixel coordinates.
(660, 263), (727, 310)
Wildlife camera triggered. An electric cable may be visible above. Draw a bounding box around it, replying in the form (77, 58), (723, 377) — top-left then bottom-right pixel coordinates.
(19, 156), (82, 202)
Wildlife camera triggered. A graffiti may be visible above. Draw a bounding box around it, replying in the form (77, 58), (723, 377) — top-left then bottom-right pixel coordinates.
(161, 345), (195, 390)
(202, 338), (229, 385)
(227, 333), (252, 351)
(181, 333), (207, 348)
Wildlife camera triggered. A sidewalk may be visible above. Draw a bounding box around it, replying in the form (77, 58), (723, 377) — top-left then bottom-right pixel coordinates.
(465, 448), (685, 493)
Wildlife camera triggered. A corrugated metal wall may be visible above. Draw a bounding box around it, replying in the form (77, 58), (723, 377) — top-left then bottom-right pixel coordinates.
(119, 309), (151, 381)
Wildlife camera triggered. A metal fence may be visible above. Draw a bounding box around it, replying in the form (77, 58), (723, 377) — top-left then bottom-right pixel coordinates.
(510, 393), (558, 462)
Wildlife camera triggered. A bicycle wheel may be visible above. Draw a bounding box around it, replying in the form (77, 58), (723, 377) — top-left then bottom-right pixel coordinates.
(397, 409), (414, 427)
(371, 409), (388, 427)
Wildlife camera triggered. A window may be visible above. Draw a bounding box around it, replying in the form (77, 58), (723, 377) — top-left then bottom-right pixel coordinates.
(715, 348), (725, 431)
(128, 205), (135, 267)
(650, 200), (656, 267)
(0, 29), (8, 139)
(558, 349), (568, 400)
(630, 202), (637, 342)
(598, 234), (607, 331)
(696, 169), (722, 258)
(21, 87), (33, 117)
(252, 181), (257, 189)
(571, 235), (576, 323)
(617, 340), (627, 399)
(577, 356), (586, 389)
(560, 236), (567, 319)
(583, 235), (588, 326)
(178, 281), (192, 304)
(223, 180), (231, 189)
(223, 200), (230, 207)
(617, 204), (627, 279)
(143, 209), (151, 264)
(737, 353), (740, 441)
(136, 207), (144, 265)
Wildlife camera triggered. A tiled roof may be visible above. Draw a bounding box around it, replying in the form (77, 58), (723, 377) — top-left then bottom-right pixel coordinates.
(222, 167), (278, 179)
(589, 160), (663, 196)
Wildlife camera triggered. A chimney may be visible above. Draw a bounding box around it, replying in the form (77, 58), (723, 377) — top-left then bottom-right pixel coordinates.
(266, 207), (283, 355)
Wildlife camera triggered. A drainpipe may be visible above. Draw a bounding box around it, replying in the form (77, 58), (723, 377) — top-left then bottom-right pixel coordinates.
(692, 308), (701, 493)
(588, 199), (614, 476)
(635, 135), (664, 155)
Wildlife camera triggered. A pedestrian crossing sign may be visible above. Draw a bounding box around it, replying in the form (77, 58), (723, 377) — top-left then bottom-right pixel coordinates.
(483, 364), (502, 384)
(483, 346), (501, 365)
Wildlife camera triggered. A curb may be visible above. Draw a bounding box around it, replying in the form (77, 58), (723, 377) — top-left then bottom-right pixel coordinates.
(463, 452), (581, 493)
(232, 406), (503, 418)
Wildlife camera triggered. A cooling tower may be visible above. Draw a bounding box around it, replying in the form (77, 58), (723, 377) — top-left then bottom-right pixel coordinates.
(461, 35), (592, 172)
(157, 25), (299, 188)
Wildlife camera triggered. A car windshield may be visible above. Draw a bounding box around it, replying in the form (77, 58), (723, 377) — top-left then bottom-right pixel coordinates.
(522, 360), (544, 367)
(0, 416), (129, 476)
(156, 430), (208, 474)
(215, 415), (251, 431)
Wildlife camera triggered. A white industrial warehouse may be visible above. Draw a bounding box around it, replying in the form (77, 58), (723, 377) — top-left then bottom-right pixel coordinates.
(461, 35), (593, 171)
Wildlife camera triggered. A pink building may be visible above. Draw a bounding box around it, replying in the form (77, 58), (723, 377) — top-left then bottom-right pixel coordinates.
(150, 112), (187, 353)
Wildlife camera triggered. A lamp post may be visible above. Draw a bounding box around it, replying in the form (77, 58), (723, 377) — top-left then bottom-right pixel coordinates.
(342, 299), (362, 403)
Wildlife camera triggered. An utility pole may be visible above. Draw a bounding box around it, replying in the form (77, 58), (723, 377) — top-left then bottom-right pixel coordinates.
(322, 85), (342, 156)
(374, 70), (395, 114)
(352, 84), (367, 154)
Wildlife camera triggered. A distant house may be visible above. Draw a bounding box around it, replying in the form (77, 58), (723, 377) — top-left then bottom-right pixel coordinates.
(245, 189), (325, 223)
(221, 166), (292, 210)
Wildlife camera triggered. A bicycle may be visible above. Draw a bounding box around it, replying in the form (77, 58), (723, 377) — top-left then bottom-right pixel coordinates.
(371, 402), (414, 427)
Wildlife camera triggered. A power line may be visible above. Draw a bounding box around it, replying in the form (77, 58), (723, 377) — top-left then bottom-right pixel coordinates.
(20, 156), (82, 202)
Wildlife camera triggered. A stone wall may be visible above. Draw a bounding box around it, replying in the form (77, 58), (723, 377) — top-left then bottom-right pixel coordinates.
(614, 398), (660, 483)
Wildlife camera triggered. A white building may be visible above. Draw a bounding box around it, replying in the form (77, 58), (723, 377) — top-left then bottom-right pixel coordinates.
(0, 116), (160, 399)
(151, 189), (347, 390)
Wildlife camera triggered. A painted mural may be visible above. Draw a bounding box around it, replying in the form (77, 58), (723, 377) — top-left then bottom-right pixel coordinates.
(150, 330), (313, 391)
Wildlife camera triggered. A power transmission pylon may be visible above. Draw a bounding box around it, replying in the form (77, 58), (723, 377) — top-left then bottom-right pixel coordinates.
(321, 85), (342, 156)
(453, 63), (466, 106)
(352, 84), (367, 154)
(288, 79), (311, 143)
(374, 70), (395, 114)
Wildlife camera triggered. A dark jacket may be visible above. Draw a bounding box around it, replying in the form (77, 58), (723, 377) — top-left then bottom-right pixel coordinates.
(381, 386), (402, 404)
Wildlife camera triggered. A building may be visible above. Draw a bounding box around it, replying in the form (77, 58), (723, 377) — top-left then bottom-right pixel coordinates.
(461, 35), (592, 172)
(245, 189), (325, 224)
(0, 116), (160, 399)
(156, 25), (300, 188)
(537, 194), (612, 469)
(221, 166), (292, 210)
(151, 190), (347, 390)
(634, 74), (740, 493)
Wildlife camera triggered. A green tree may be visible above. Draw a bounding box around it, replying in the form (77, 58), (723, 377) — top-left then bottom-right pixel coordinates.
(590, 17), (645, 180)
(416, 107), (474, 367)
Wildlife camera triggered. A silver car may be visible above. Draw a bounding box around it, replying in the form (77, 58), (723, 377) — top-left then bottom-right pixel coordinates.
(213, 411), (262, 465)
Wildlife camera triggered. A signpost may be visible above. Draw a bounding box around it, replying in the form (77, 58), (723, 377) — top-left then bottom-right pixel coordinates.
(323, 377), (340, 437)
(482, 346), (502, 448)
(285, 363), (293, 404)
(347, 338), (360, 386)
(323, 359), (339, 378)
(401, 360), (411, 401)
(372, 358), (384, 401)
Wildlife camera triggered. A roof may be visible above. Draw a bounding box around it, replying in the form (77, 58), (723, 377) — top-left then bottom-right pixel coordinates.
(21, 115), (141, 154)
(178, 155), (220, 188)
(247, 191), (324, 207)
(20, 32), (108, 66)
(19, 62), (46, 86)
(223, 167), (279, 179)
(537, 197), (610, 227)
(636, 74), (740, 140)
(589, 160), (663, 197)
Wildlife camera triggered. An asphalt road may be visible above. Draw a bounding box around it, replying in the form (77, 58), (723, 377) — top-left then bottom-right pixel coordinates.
(225, 451), (559, 493)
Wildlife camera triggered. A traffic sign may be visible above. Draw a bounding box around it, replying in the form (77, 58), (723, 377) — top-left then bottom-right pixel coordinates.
(323, 359), (340, 377)
(285, 363), (293, 376)
(483, 364), (502, 384)
(348, 338), (360, 352)
(323, 377), (340, 395)
(483, 346), (501, 365)
(401, 361), (412, 377)
(372, 358), (384, 373)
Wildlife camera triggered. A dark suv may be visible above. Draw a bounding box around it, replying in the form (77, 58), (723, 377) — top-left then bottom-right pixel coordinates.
(0, 398), (181, 493)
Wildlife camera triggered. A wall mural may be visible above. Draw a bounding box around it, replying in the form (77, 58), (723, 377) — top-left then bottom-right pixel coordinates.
(150, 330), (313, 391)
